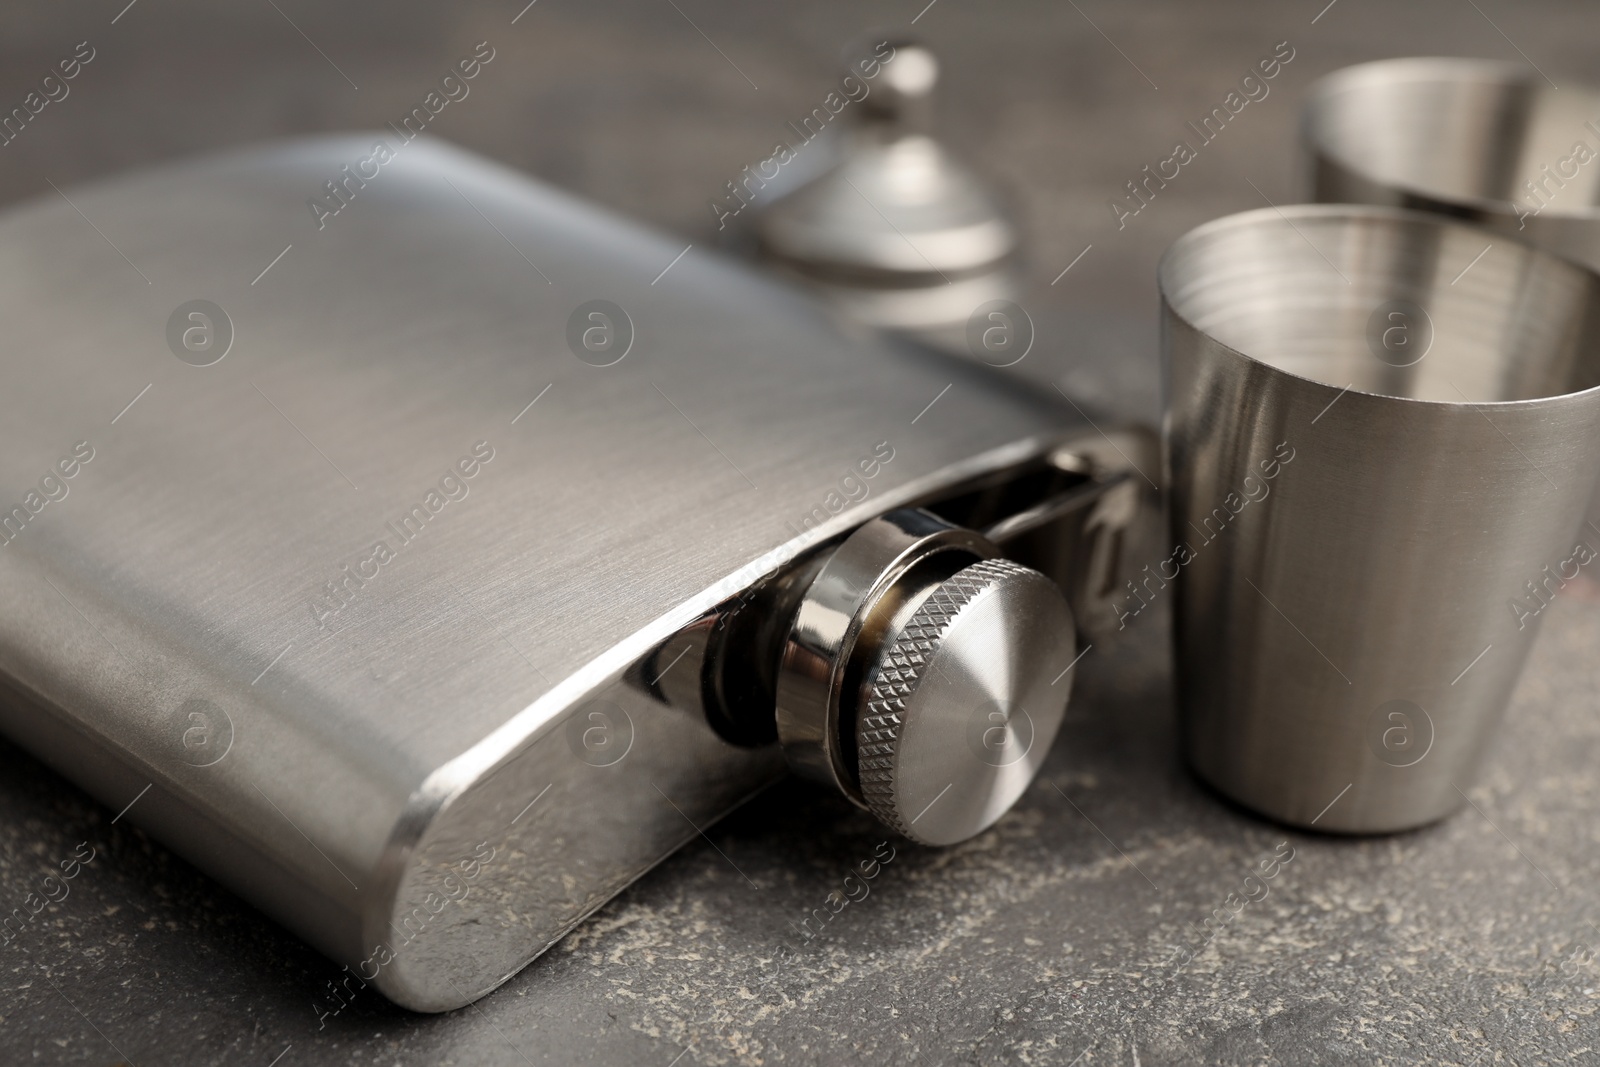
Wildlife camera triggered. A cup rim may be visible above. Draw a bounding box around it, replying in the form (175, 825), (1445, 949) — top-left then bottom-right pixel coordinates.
(1157, 203), (1600, 409)
(1302, 56), (1600, 225)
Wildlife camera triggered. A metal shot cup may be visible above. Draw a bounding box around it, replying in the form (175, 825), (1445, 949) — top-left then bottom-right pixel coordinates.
(1304, 57), (1600, 272)
(1159, 204), (1600, 834)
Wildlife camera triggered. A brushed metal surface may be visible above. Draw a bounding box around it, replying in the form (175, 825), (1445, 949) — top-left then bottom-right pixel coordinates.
(0, 135), (1088, 1010)
(1304, 57), (1600, 271)
(1160, 205), (1600, 833)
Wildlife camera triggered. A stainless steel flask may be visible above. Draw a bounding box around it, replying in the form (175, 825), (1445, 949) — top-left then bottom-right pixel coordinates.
(0, 135), (1137, 1010)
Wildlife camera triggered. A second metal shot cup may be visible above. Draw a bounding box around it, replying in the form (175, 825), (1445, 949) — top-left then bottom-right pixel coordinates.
(1304, 57), (1600, 272)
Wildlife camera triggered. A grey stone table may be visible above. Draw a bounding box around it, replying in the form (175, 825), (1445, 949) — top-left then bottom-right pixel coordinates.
(1, 1), (1597, 1063)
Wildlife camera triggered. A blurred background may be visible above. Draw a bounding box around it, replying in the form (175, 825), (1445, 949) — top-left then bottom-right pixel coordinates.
(1, 1), (1597, 1064)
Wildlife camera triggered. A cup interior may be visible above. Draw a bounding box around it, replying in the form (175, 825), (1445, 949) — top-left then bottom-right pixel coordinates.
(1307, 59), (1600, 216)
(1160, 207), (1600, 403)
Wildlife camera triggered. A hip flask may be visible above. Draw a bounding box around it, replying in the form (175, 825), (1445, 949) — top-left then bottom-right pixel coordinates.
(0, 136), (1139, 1010)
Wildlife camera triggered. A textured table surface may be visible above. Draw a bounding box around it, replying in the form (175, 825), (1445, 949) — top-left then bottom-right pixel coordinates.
(2, 1), (1598, 1064)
